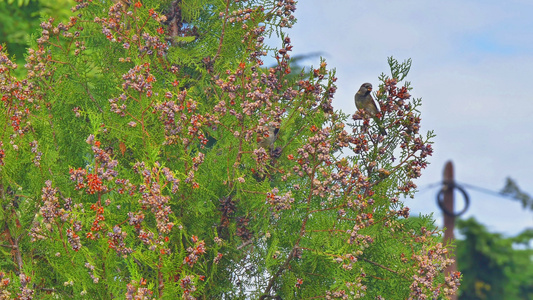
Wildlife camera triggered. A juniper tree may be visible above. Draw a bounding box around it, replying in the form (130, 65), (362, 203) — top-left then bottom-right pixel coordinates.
(0, 0), (460, 299)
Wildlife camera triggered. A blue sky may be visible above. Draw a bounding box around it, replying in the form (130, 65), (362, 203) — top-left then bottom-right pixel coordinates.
(282, 0), (532, 236)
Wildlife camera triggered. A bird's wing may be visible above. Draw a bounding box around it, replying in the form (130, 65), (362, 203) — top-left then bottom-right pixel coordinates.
(354, 93), (363, 109)
(369, 95), (381, 114)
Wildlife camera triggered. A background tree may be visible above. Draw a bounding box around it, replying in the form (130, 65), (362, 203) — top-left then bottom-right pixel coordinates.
(0, 0), (74, 77)
(456, 218), (533, 300)
(0, 0), (459, 298)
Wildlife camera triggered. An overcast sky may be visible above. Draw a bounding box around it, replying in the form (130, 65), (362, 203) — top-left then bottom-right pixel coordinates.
(283, 0), (532, 236)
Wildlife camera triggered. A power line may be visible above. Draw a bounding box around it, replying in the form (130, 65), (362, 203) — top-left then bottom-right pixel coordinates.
(417, 182), (441, 192)
(456, 181), (511, 199)
(417, 180), (525, 201)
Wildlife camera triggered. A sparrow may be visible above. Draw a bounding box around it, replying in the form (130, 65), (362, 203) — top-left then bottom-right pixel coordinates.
(112, 0), (131, 9)
(258, 125), (280, 150)
(255, 125), (281, 181)
(354, 83), (387, 135)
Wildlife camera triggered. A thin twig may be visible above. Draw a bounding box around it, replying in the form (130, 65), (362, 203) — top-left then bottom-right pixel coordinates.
(236, 238), (255, 250)
(213, 0), (231, 61)
(360, 257), (408, 280)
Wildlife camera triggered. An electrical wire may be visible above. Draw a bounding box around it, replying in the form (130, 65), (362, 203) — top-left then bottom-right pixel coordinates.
(417, 181), (517, 201)
(456, 181), (515, 199)
(415, 179), (530, 216)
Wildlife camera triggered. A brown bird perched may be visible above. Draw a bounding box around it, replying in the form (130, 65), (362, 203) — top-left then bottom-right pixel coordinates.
(354, 83), (387, 135)
(258, 125), (280, 150)
(257, 125), (283, 158)
(112, 0), (131, 9)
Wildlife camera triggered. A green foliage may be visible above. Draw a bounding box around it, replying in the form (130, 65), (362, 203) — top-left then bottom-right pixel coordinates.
(0, 0), (458, 299)
(387, 56), (412, 82)
(456, 218), (532, 300)
(0, 0), (74, 77)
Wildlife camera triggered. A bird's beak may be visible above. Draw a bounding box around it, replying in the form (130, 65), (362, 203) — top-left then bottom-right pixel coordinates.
(367, 87), (372, 91)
